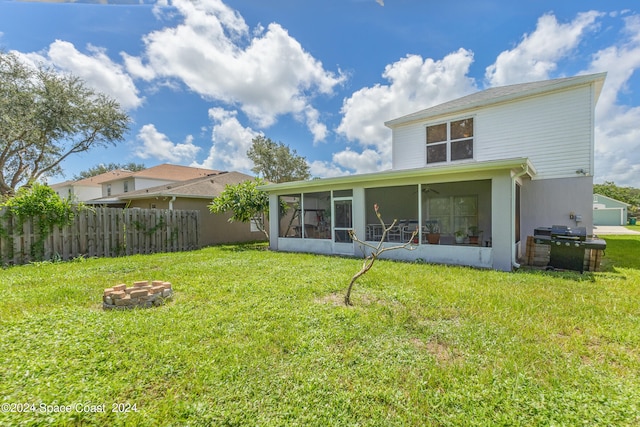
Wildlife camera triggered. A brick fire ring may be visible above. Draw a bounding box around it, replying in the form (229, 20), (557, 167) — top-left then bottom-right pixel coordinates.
(103, 281), (173, 310)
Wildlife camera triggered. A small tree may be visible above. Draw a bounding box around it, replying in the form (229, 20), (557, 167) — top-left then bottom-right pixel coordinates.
(344, 204), (418, 306)
(247, 135), (310, 183)
(209, 179), (271, 239)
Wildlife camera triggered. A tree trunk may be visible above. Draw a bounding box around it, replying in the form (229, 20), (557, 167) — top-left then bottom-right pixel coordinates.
(344, 255), (376, 306)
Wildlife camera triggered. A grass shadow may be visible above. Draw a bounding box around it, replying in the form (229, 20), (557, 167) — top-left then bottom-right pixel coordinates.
(515, 266), (598, 282)
(216, 241), (269, 252)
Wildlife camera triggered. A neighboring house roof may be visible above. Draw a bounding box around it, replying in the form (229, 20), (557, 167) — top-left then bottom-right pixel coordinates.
(385, 72), (606, 128)
(51, 169), (135, 189)
(101, 164), (220, 184)
(117, 171), (256, 200)
(261, 157), (536, 192)
(593, 193), (630, 207)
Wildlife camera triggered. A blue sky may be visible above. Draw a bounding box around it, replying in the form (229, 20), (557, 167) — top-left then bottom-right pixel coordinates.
(1, 0), (639, 186)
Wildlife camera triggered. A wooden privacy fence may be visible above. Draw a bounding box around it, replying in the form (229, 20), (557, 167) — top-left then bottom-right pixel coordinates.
(0, 207), (200, 265)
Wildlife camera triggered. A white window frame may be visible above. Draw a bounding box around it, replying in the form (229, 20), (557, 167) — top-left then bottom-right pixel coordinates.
(426, 116), (474, 165)
(425, 195), (478, 235)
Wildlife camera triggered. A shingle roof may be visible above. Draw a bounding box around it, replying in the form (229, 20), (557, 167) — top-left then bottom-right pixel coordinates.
(384, 72), (606, 128)
(51, 169), (135, 188)
(129, 164), (220, 181)
(119, 171), (256, 200)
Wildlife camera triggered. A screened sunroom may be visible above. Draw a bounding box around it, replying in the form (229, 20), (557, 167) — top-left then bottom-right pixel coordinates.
(262, 158), (535, 271)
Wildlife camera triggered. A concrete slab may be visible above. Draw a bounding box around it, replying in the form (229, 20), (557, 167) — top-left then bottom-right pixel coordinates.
(593, 226), (640, 235)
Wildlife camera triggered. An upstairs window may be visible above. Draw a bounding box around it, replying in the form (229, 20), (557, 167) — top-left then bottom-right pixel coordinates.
(426, 118), (474, 164)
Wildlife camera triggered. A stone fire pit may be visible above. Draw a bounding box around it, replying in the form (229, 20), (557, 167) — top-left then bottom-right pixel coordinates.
(103, 280), (173, 310)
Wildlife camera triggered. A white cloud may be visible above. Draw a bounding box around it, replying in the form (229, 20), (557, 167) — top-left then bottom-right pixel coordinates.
(333, 149), (386, 174)
(309, 148), (385, 177)
(15, 40), (144, 110)
(135, 124), (201, 163)
(129, 0), (344, 140)
(586, 15), (640, 115)
(480, 10), (640, 187)
(194, 107), (260, 172)
(485, 11), (603, 86)
(308, 160), (350, 179)
(585, 14), (640, 186)
(335, 48), (476, 171)
(121, 52), (156, 81)
(595, 111), (640, 185)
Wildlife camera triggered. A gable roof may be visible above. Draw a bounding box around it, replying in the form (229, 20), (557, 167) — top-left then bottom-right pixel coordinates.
(593, 193), (630, 207)
(118, 171), (256, 200)
(51, 169), (135, 188)
(102, 164), (220, 183)
(384, 72), (607, 128)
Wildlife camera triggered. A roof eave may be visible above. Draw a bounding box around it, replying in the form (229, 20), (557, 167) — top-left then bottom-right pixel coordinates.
(384, 72), (607, 128)
(119, 193), (214, 200)
(260, 158), (536, 193)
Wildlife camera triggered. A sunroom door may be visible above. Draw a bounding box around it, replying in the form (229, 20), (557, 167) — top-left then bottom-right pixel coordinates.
(333, 197), (353, 254)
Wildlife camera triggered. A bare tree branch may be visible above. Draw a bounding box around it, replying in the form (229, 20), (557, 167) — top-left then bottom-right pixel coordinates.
(344, 204), (418, 306)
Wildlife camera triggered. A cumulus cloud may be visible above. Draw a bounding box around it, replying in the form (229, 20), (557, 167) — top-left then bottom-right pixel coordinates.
(129, 0), (344, 141)
(14, 40), (144, 110)
(481, 10), (640, 186)
(333, 149), (385, 174)
(135, 124), (201, 163)
(309, 148), (384, 177)
(308, 160), (350, 179)
(585, 14), (640, 186)
(485, 11), (603, 86)
(194, 107), (260, 172)
(594, 114), (640, 185)
(586, 15), (640, 114)
(335, 48), (476, 172)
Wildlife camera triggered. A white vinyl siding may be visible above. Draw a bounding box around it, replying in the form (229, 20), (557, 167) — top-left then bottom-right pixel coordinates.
(392, 125), (427, 169)
(392, 84), (594, 179)
(477, 87), (592, 179)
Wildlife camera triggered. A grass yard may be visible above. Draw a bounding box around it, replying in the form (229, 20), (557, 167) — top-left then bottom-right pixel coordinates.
(625, 224), (640, 233)
(1, 237), (639, 426)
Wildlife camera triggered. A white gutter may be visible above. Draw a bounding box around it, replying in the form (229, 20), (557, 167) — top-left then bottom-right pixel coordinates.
(260, 157), (536, 193)
(169, 196), (176, 210)
(511, 164), (530, 269)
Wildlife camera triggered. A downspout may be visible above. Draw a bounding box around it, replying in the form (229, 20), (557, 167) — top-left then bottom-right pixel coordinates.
(511, 164), (529, 269)
(169, 196), (176, 210)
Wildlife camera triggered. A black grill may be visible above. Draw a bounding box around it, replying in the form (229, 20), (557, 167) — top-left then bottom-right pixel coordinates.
(533, 225), (606, 272)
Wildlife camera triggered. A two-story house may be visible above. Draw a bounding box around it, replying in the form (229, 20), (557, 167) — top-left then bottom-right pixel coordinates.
(96, 164), (219, 201)
(261, 73), (606, 271)
(51, 169), (134, 202)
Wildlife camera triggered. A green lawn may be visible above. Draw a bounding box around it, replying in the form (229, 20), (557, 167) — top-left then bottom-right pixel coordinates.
(625, 224), (640, 233)
(1, 238), (639, 426)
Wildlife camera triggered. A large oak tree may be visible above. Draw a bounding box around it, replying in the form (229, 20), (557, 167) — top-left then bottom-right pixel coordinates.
(0, 51), (130, 197)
